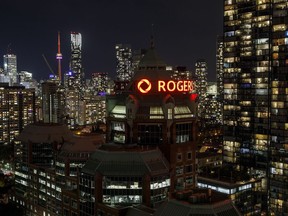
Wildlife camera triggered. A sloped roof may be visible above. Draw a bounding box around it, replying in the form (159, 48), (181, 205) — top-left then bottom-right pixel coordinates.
(82, 149), (169, 176)
(154, 199), (241, 216)
(125, 207), (153, 216)
(16, 123), (73, 143)
(125, 47), (172, 92)
(60, 134), (105, 153)
(138, 48), (166, 68)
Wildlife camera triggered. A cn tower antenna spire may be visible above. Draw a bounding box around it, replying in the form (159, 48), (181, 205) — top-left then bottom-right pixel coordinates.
(56, 31), (63, 83)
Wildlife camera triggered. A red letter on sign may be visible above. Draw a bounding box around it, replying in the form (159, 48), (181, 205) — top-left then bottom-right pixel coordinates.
(177, 81), (183, 91)
(167, 81), (176, 92)
(188, 81), (193, 91)
(158, 81), (166, 92)
(183, 81), (187, 91)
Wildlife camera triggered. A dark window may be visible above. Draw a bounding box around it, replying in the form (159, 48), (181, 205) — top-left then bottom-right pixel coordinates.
(185, 165), (193, 173)
(177, 153), (182, 161)
(187, 152), (192, 160)
(137, 124), (163, 145)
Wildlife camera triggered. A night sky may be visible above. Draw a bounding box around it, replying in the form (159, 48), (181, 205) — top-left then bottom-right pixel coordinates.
(1, 0), (223, 82)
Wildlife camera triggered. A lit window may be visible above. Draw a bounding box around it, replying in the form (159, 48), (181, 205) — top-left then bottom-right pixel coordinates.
(150, 106), (164, 119)
(174, 106), (193, 119)
(111, 105), (126, 118)
(168, 108), (173, 119)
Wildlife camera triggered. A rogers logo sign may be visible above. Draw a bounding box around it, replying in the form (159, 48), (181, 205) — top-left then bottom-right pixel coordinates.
(137, 79), (152, 94)
(137, 79), (193, 94)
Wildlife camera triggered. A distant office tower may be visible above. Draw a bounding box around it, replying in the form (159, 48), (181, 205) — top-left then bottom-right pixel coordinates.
(19, 71), (38, 89)
(115, 44), (132, 81)
(216, 36), (224, 125)
(91, 72), (108, 94)
(3, 53), (17, 86)
(83, 95), (106, 124)
(42, 81), (65, 124)
(82, 73), (108, 124)
(65, 88), (82, 128)
(204, 82), (222, 125)
(70, 32), (84, 91)
(63, 71), (82, 127)
(64, 32), (84, 127)
(0, 84), (35, 145)
(223, 0), (288, 214)
(132, 48), (147, 73)
(106, 79), (115, 95)
(195, 60), (208, 118)
(19, 71), (32, 83)
(63, 71), (75, 89)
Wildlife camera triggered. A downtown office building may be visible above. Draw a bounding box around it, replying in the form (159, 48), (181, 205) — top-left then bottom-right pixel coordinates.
(223, 0), (288, 214)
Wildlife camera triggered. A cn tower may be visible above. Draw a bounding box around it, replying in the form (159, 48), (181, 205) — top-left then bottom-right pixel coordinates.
(56, 31), (62, 82)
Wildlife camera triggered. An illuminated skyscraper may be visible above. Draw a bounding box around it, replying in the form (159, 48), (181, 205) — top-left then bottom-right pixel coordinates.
(91, 72), (108, 94)
(81, 72), (109, 125)
(19, 71), (32, 84)
(70, 32), (83, 91)
(205, 82), (222, 125)
(114, 44), (132, 93)
(195, 59), (208, 119)
(63, 71), (74, 89)
(3, 53), (17, 86)
(216, 36), (224, 125)
(65, 32), (84, 127)
(0, 84), (35, 145)
(223, 0), (288, 214)
(115, 44), (132, 81)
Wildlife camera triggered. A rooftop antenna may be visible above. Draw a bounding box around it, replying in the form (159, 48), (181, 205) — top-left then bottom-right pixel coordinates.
(7, 43), (12, 54)
(56, 31), (63, 83)
(150, 24), (155, 49)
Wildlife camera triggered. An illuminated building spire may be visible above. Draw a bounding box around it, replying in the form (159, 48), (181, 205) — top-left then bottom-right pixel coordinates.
(56, 31), (62, 83)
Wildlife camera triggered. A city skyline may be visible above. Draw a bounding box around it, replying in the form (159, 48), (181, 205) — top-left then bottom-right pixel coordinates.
(4, 0), (288, 215)
(0, 0), (223, 81)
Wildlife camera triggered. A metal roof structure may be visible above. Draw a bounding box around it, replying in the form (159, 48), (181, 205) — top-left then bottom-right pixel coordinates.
(16, 123), (73, 143)
(154, 199), (241, 216)
(82, 149), (169, 176)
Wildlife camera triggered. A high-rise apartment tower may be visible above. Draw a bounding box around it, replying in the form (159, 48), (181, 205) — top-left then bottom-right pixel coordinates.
(223, 0), (288, 214)
(115, 44), (132, 81)
(195, 60), (208, 119)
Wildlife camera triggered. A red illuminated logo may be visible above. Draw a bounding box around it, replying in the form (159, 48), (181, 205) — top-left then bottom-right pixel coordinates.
(137, 79), (193, 94)
(158, 80), (193, 92)
(137, 79), (152, 93)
